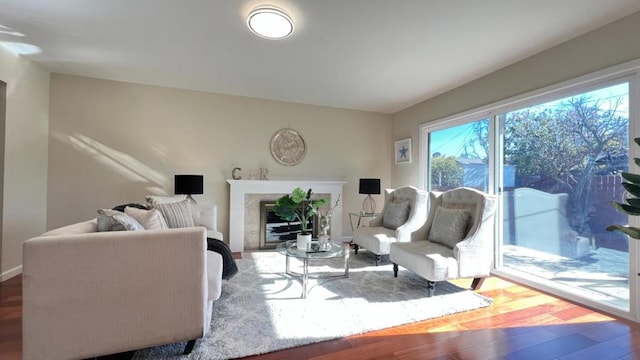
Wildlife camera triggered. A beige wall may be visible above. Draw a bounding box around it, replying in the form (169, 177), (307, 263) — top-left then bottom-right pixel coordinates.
(48, 74), (392, 239)
(392, 11), (640, 188)
(0, 46), (50, 278)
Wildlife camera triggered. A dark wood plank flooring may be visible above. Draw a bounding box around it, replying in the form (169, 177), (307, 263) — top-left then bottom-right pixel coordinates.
(2, 256), (639, 359)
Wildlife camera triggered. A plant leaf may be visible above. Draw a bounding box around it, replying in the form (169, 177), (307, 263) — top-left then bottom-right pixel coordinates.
(634, 137), (640, 147)
(606, 224), (640, 239)
(622, 172), (640, 184)
(611, 202), (640, 215)
(622, 182), (640, 197)
(291, 187), (307, 203)
(627, 198), (640, 208)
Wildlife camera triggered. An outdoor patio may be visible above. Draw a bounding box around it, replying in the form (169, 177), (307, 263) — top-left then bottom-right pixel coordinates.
(503, 244), (629, 309)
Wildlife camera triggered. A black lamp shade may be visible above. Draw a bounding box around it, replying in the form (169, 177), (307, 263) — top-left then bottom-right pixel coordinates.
(359, 178), (381, 195)
(175, 175), (204, 195)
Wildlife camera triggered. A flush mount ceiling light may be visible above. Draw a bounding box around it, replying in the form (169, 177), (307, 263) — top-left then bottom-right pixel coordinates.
(247, 6), (294, 40)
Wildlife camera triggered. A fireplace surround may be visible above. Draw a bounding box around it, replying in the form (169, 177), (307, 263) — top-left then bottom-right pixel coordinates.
(227, 180), (345, 252)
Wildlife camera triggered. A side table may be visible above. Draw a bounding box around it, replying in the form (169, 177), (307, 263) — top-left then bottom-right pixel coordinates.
(349, 212), (380, 231)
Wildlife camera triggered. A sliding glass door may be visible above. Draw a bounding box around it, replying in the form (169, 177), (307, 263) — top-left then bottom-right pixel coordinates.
(500, 82), (630, 310)
(422, 76), (634, 314)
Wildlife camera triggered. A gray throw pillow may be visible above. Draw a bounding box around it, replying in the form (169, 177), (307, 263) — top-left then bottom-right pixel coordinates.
(428, 206), (471, 248)
(382, 200), (410, 229)
(151, 199), (195, 228)
(97, 209), (144, 232)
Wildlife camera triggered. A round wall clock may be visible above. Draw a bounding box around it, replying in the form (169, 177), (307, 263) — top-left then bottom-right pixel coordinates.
(270, 128), (307, 166)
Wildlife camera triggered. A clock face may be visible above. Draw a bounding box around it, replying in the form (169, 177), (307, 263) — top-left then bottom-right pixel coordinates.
(270, 128), (306, 166)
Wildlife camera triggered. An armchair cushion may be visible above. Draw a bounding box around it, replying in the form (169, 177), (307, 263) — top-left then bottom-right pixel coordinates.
(382, 200), (410, 229)
(391, 240), (456, 280)
(428, 207), (471, 248)
(353, 226), (397, 254)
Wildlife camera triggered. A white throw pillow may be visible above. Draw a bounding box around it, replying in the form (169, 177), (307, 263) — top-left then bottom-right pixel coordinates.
(125, 206), (168, 230)
(151, 199), (195, 228)
(428, 206), (471, 248)
(382, 200), (411, 229)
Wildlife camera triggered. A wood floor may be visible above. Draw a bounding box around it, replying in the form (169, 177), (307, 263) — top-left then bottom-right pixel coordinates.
(3, 270), (640, 359)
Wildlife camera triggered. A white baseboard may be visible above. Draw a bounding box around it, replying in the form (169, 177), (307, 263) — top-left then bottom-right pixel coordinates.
(1, 265), (22, 281)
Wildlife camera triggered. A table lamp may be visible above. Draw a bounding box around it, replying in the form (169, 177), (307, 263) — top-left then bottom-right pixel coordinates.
(359, 178), (380, 214)
(175, 175), (203, 204)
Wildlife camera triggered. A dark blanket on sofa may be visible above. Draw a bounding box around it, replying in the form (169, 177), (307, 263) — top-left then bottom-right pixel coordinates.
(207, 238), (238, 280)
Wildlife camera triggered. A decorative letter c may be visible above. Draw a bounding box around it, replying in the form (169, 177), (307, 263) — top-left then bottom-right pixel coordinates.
(232, 167), (242, 180)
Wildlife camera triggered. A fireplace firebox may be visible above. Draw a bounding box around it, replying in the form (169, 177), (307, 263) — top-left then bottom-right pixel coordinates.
(259, 201), (318, 249)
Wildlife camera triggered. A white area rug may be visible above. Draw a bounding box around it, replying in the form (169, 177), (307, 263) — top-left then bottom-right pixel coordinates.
(134, 251), (492, 359)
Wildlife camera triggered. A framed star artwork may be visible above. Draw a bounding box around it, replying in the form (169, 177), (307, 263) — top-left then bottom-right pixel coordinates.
(394, 137), (412, 164)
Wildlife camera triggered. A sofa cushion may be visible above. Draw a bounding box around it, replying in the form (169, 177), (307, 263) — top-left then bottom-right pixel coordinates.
(124, 207), (168, 230)
(192, 204), (215, 230)
(428, 206), (470, 248)
(97, 209), (144, 232)
(382, 200), (410, 229)
(151, 199), (195, 228)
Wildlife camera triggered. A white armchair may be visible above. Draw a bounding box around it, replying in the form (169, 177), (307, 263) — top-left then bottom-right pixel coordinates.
(352, 186), (428, 265)
(390, 187), (497, 296)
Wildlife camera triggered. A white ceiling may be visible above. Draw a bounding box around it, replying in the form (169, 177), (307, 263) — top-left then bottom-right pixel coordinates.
(1, 1), (639, 114)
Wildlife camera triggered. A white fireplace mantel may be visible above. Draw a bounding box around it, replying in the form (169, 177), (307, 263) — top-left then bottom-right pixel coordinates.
(227, 179), (346, 252)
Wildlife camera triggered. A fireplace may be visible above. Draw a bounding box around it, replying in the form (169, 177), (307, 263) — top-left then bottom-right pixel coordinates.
(259, 201), (317, 249)
(227, 179), (345, 252)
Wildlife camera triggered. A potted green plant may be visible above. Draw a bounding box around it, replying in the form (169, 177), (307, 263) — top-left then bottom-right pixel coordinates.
(274, 187), (329, 250)
(607, 137), (640, 240)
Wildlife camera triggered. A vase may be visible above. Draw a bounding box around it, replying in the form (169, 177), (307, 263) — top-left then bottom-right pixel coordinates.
(318, 234), (330, 250)
(296, 233), (312, 251)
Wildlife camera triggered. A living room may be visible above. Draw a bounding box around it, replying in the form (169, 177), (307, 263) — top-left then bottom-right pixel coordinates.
(2, 2), (640, 359)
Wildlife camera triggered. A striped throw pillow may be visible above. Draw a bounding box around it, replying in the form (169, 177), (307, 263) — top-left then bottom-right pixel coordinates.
(151, 199), (195, 228)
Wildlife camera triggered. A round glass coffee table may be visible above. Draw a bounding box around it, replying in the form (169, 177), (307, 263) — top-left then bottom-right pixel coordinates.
(275, 240), (350, 299)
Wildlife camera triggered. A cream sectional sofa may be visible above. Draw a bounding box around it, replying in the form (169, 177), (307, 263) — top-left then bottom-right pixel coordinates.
(22, 204), (224, 360)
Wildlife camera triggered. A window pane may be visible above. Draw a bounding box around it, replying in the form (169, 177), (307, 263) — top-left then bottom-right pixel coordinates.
(428, 119), (490, 192)
(501, 82), (630, 310)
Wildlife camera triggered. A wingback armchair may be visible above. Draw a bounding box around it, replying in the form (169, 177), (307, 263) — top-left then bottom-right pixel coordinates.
(352, 186), (428, 265)
(389, 187), (497, 296)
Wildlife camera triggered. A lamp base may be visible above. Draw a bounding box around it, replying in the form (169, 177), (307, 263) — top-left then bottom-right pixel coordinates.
(186, 194), (197, 204)
(361, 195), (376, 214)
